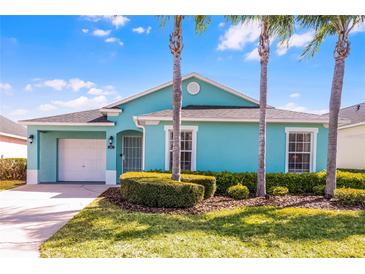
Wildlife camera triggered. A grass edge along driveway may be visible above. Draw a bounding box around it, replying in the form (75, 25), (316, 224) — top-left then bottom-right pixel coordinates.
(40, 197), (365, 258)
(0, 180), (25, 191)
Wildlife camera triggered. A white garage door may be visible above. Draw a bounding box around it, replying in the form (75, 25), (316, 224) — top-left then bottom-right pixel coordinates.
(58, 139), (106, 182)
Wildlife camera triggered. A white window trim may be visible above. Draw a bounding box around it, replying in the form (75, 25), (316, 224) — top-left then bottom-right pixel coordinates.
(164, 125), (198, 171)
(285, 127), (318, 173)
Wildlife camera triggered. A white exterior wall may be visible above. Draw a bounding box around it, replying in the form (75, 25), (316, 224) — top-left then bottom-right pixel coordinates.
(0, 141), (27, 159)
(337, 124), (365, 169)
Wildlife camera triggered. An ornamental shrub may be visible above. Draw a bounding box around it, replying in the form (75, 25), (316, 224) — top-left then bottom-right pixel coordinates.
(269, 186), (289, 196)
(0, 158), (27, 180)
(227, 184), (249, 200)
(313, 185), (325, 195)
(120, 172), (205, 208)
(335, 188), (365, 206)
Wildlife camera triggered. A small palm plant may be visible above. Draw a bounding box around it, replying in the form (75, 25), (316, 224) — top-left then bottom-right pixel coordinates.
(298, 15), (364, 198)
(227, 16), (295, 197)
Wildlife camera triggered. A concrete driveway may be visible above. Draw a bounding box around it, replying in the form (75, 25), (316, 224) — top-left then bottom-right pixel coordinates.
(0, 184), (109, 257)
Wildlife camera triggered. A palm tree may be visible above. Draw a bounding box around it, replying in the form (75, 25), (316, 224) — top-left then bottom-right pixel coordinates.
(227, 16), (294, 197)
(161, 16), (210, 181)
(298, 16), (364, 198)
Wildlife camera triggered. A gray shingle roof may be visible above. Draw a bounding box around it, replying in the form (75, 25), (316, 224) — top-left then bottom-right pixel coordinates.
(0, 115), (27, 137)
(338, 102), (365, 126)
(19, 109), (113, 124)
(137, 107), (331, 123)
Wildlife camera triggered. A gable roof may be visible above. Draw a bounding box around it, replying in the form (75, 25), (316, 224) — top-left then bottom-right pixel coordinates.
(19, 109), (114, 126)
(135, 106), (333, 124)
(0, 115), (27, 139)
(337, 102), (365, 128)
(104, 72), (260, 109)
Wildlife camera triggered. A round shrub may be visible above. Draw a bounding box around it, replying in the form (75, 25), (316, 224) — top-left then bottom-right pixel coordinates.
(335, 188), (365, 206)
(0, 158), (27, 180)
(269, 186), (289, 196)
(227, 184), (249, 200)
(313, 185), (325, 195)
(120, 172), (204, 208)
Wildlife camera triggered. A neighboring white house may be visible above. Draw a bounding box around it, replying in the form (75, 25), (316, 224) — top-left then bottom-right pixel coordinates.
(0, 115), (27, 159)
(336, 102), (365, 170)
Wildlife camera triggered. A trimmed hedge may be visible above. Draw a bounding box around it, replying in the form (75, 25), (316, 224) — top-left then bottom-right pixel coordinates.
(120, 172), (205, 208)
(149, 170), (365, 195)
(0, 158), (27, 180)
(180, 174), (216, 199)
(335, 188), (365, 206)
(227, 184), (249, 200)
(338, 168), (365, 174)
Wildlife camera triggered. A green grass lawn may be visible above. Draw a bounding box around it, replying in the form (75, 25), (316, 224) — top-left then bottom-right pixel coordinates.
(40, 197), (365, 258)
(0, 180), (25, 191)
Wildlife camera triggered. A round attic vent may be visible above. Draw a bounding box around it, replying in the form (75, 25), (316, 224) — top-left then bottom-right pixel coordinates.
(187, 81), (200, 95)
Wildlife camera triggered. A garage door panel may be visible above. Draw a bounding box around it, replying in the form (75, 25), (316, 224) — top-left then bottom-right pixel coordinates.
(58, 139), (106, 182)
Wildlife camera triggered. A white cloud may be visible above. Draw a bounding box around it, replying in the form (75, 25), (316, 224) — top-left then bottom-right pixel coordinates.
(9, 108), (28, 116)
(110, 15), (130, 29)
(218, 22), (225, 28)
(83, 16), (130, 29)
(276, 31), (314, 56)
(24, 84), (33, 92)
(81, 28), (89, 33)
(38, 104), (57, 112)
(132, 26), (152, 34)
(68, 78), (95, 91)
(43, 79), (67, 91)
(217, 22), (260, 51)
(351, 21), (365, 34)
(105, 37), (124, 46)
(87, 85), (116, 96)
(244, 48), (260, 61)
(280, 102), (328, 115)
(289, 92), (301, 98)
(92, 29), (111, 37)
(0, 82), (12, 91)
(52, 95), (108, 109)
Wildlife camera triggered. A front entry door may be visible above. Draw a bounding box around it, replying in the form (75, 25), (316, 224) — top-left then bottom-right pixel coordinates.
(122, 136), (142, 172)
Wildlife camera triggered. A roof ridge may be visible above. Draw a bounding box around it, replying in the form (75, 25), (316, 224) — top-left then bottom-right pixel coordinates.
(340, 101), (365, 111)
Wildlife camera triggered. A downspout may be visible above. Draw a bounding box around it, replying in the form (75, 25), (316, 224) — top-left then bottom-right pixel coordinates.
(133, 116), (145, 170)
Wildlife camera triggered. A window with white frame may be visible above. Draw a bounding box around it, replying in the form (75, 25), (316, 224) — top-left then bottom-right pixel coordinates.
(165, 126), (197, 171)
(285, 128), (318, 173)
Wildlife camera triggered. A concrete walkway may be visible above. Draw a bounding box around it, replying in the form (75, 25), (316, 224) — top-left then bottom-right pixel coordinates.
(0, 184), (109, 257)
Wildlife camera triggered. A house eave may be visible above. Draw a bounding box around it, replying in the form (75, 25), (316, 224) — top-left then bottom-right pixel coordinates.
(0, 132), (27, 140)
(338, 121), (365, 129)
(18, 122), (115, 127)
(135, 116), (329, 124)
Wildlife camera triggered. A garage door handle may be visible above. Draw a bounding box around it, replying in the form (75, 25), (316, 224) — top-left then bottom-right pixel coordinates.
(82, 165), (86, 168)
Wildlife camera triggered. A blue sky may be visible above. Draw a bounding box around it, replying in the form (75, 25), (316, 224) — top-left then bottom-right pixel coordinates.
(1, 15), (364, 121)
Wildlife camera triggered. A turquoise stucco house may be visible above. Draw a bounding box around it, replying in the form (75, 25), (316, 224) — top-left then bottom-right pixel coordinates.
(20, 73), (330, 185)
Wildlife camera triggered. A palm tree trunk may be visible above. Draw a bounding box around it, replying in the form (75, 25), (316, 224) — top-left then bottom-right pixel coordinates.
(325, 34), (349, 198)
(257, 19), (269, 197)
(169, 16), (183, 181)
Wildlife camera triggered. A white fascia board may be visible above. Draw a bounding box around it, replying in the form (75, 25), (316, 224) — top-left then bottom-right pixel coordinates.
(99, 108), (122, 116)
(0, 132), (27, 140)
(104, 72), (259, 108)
(19, 122), (115, 126)
(136, 116), (328, 124)
(338, 121), (365, 130)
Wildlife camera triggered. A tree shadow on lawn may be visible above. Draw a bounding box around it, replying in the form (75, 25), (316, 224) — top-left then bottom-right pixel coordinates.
(44, 198), (365, 252)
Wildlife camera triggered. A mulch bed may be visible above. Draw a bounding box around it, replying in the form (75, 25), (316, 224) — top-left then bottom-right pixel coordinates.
(101, 187), (364, 215)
